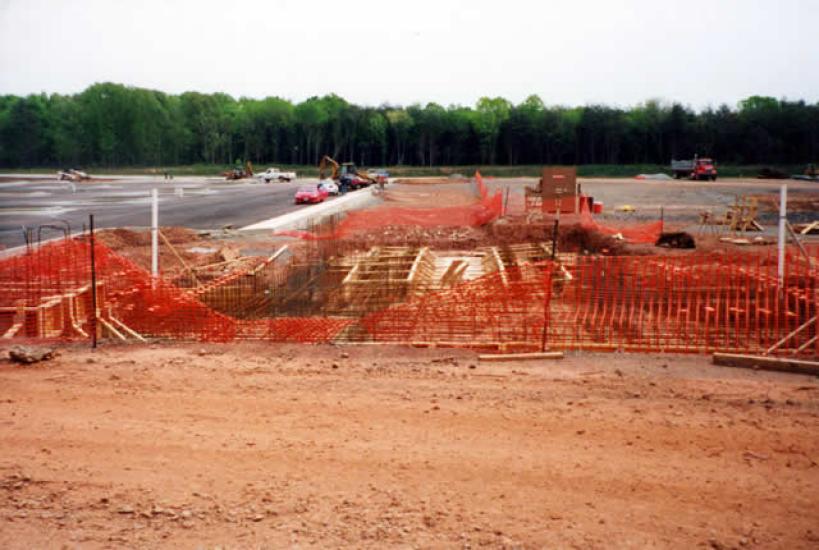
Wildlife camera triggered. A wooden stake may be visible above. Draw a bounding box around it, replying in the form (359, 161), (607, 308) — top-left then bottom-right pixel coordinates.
(158, 229), (201, 287)
(713, 352), (819, 376)
(479, 351), (564, 362)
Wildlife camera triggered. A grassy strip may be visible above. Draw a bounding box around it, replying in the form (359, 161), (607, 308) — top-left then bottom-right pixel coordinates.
(0, 164), (807, 178)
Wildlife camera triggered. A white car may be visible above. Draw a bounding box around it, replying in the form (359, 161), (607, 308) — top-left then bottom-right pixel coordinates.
(256, 167), (297, 183)
(318, 179), (339, 195)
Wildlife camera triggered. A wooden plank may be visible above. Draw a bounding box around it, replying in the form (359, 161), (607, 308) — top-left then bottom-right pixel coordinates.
(99, 317), (127, 342)
(713, 352), (819, 376)
(479, 352), (564, 362)
(785, 221), (817, 269)
(490, 247), (509, 286)
(406, 247), (429, 283)
(765, 315), (816, 354)
(1, 322), (23, 339)
(158, 229), (201, 287)
(109, 315), (147, 342)
(799, 221), (819, 235)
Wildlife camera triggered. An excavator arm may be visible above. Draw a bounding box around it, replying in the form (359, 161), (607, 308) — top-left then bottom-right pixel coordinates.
(355, 170), (378, 184)
(319, 155), (339, 180)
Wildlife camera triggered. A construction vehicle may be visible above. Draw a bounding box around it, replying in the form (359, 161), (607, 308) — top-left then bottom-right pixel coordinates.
(671, 155), (717, 181)
(223, 161), (254, 181)
(318, 155), (383, 190)
(792, 163), (819, 182)
(57, 169), (91, 182)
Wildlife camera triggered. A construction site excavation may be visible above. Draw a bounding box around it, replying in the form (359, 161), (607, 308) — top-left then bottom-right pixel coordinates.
(1, 170), (818, 548)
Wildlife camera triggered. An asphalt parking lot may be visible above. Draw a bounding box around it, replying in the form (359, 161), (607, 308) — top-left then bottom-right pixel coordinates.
(0, 176), (342, 249)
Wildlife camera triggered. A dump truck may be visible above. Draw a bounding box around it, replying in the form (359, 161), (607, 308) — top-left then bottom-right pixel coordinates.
(671, 156), (717, 181)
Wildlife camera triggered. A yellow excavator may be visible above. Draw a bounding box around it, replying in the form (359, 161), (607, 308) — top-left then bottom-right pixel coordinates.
(318, 155), (381, 189)
(223, 160), (254, 180)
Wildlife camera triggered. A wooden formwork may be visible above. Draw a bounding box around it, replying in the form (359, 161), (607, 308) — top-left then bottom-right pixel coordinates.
(328, 246), (437, 315)
(0, 281), (104, 339)
(190, 247), (288, 318)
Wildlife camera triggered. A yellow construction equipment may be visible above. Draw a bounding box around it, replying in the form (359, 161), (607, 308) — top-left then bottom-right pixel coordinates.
(318, 155), (340, 180)
(223, 161), (254, 180)
(318, 155), (381, 189)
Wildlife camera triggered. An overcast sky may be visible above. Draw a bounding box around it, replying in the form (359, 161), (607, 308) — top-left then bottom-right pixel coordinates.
(1, 0), (817, 109)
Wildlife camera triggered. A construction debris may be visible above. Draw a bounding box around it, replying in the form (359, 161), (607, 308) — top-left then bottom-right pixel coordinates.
(698, 195), (763, 235)
(713, 353), (819, 376)
(57, 169), (91, 182)
(478, 351), (564, 361)
(9, 345), (57, 364)
(793, 221), (819, 235)
(656, 232), (695, 249)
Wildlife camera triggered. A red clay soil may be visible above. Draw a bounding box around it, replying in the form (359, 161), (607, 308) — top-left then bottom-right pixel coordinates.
(96, 228), (248, 279)
(391, 177), (470, 185)
(0, 344), (817, 548)
(382, 184), (477, 207)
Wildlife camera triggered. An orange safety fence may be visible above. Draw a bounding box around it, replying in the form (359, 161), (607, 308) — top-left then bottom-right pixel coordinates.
(275, 172), (503, 240)
(575, 203), (664, 244)
(505, 188), (664, 244)
(359, 264), (551, 350)
(0, 238), (352, 344)
(1, 236), (817, 356)
(547, 250), (818, 354)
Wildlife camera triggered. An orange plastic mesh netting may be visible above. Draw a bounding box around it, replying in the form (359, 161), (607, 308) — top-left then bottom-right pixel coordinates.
(576, 203), (664, 244)
(0, 239), (352, 344)
(275, 172), (503, 240)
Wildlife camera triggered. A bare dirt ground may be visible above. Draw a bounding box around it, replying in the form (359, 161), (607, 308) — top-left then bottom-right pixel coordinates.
(1, 344), (817, 548)
(486, 177), (819, 228)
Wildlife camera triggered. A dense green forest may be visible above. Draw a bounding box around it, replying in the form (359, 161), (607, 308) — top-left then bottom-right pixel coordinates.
(0, 83), (816, 168)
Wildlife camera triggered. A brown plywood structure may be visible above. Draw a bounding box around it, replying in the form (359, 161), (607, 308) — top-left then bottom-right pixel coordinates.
(525, 166), (580, 214)
(540, 166), (578, 200)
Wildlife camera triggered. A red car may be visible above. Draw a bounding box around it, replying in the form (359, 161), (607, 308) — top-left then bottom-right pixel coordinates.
(294, 184), (329, 204)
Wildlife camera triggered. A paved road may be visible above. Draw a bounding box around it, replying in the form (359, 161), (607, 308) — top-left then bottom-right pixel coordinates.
(0, 175), (339, 249)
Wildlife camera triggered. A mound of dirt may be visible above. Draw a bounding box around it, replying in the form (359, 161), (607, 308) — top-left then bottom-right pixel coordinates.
(95, 227), (248, 278)
(342, 225), (489, 250)
(97, 228), (152, 249)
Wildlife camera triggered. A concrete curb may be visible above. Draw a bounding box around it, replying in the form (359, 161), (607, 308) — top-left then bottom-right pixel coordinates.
(239, 188), (377, 232)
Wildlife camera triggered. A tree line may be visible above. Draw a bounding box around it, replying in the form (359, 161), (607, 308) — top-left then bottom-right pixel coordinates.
(0, 82), (816, 168)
